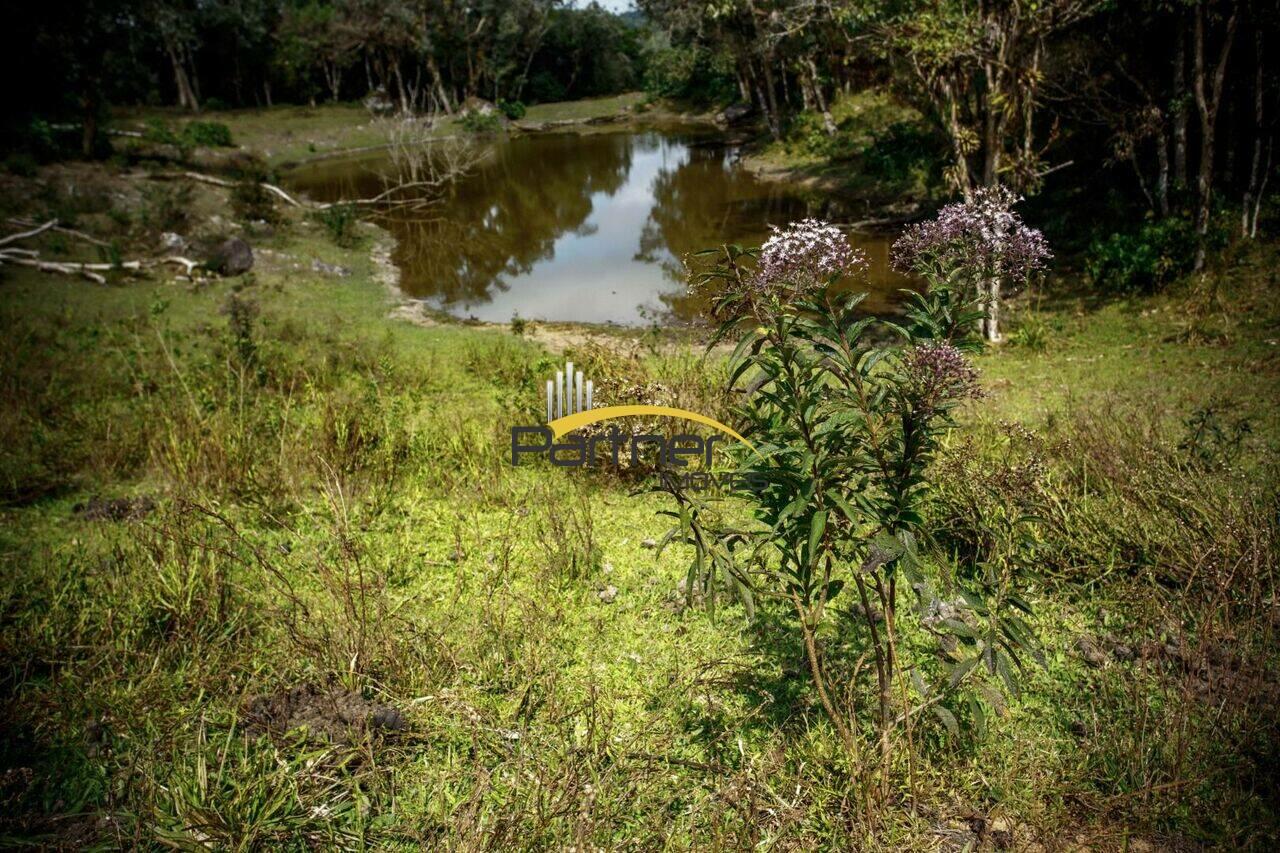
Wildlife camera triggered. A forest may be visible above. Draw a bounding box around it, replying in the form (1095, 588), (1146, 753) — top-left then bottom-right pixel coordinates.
(1, 0), (1277, 849)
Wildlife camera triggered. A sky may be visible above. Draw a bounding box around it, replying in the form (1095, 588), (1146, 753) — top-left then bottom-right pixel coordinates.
(575, 0), (634, 12)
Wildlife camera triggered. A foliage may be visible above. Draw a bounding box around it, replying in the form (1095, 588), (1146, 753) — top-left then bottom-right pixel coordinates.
(182, 120), (233, 147)
(1085, 215), (1199, 294)
(312, 203), (359, 248)
(670, 221), (1039, 792)
(458, 110), (504, 135)
(862, 121), (946, 186)
(143, 118), (233, 149)
(497, 99), (526, 120)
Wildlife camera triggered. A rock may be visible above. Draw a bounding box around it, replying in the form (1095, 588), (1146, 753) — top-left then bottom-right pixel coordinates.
(311, 259), (351, 277)
(206, 237), (254, 276)
(159, 231), (188, 254)
(639, 538), (658, 550)
(597, 585), (618, 603)
(715, 103), (755, 127)
(460, 96), (500, 116)
(363, 88), (396, 116)
(1111, 642), (1136, 662)
(1074, 635), (1107, 668)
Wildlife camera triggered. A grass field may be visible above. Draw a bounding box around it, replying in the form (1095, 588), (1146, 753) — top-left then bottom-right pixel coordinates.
(111, 93), (650, 169)
(0, 120), (1277, 848)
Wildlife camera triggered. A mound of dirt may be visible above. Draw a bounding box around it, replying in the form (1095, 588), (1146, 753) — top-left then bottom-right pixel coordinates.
(242, 683), (407, 743)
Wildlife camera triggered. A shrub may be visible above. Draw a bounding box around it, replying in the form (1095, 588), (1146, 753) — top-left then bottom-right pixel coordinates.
(142, 118), (180, 146)
(862, 122), (945, 185)
(458, 110), (503, 134)
(313, 203), (359, 247)
(182, 120), (233, 148)
(1085, 215), (1198, 293)
(231, 180), (278, 223)
(672, 220), (1042, 791)
(498, 100), (526, 121)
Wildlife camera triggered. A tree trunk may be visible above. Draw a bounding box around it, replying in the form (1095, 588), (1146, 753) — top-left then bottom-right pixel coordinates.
(806, 58), (836, 136)
(1243, 27), (1265, 237)
(986, 277), (1002, 343)
(760, 58), (783, 141)
(167, 44), (199, 112)
(80, 95), (98, 158)
(1156, 130), (1171, 217)
(1192, 0), (1240, 272)
(1174, 20), (1188, 186)
(427, 54), (453, 114)
(942, 80), (973, 199)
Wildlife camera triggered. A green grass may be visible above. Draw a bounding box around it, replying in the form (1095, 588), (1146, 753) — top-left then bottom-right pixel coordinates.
(0, 150), (1277, 847)
(112, 93), (648, 169)
(521, 92), (645, 122)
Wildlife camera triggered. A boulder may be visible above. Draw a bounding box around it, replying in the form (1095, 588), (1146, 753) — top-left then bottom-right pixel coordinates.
(207, 237), (254, 277)
(715, 103), (755, 127)
(460, 96), (500, 116)
(363, 88), (396, 116)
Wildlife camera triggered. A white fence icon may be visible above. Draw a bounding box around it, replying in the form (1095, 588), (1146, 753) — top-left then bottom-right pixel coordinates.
(546, 360), (593, 421)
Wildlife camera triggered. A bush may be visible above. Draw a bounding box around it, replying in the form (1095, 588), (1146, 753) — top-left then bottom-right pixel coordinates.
(313, 203), (359, 247)
(458, 110), (504, 135)
(182, 121), (233, 148)
(142, 118), (180, 146)
(862, 122), (945, 185)
(142, 119), (233, 150)
(1086, 216), (1197, 293)
(497, 100), (526, 121)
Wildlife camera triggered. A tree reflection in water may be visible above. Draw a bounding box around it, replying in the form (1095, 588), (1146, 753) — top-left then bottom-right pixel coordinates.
(287, 130), (911, 326)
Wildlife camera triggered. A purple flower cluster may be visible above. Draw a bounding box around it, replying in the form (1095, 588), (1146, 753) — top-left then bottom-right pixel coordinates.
(754, 219), (866, 295)
(891, 186), (1051, 281)
(901, 341), (981, 413)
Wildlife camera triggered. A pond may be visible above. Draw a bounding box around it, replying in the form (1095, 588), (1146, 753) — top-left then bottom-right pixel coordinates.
(286, 129), (913, 326)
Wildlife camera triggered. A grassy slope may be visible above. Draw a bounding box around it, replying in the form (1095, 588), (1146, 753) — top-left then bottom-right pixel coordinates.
(0, 118), (1277, 847)
(113, 93), (648, 168)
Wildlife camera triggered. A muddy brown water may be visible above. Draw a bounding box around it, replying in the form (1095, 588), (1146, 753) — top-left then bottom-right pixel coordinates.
(285, 129), (914, 326)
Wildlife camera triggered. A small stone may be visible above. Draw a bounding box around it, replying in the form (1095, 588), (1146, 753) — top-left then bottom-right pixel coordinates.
(159, 231), (188, 254)
(1074, 636), (1107, 668)
(597, 585), (618, 603)
(640, 538), (657, 550)
(311, 259), (351, 277)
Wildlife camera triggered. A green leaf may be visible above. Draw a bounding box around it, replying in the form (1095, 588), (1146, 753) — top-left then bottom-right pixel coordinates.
(931, 704), (959, 739)
(808, 510), (828, 564)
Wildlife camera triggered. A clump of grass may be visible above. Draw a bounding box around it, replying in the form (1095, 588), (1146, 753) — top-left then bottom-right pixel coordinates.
(312, 203), (360, 247)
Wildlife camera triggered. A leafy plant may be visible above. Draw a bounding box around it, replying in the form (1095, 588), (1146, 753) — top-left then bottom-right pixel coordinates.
(665, 220), (1041, 795)
(182, 120), (233, 147)
(498, 100), (526, 120)
(1086, 215), (1198, 293)
(313, 203), (359, 247)
(458, 110), (504, 135)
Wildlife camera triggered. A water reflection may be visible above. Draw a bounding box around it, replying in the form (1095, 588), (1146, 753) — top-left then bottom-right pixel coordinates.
(286, 131), (911, 325)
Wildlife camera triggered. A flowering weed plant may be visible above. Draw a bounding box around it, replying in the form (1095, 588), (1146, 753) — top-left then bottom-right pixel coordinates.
(669, 219), (1041, 803)
(892, 186), (1050, 342)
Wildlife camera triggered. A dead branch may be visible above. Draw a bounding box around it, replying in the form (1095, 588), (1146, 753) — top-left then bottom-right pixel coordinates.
(0, 220), (57, 247)
(7, 217), (112, 248)
(147, 170), (307, 209)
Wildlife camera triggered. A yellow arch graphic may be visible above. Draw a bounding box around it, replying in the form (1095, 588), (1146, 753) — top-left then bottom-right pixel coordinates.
(548, 405), (755, 451)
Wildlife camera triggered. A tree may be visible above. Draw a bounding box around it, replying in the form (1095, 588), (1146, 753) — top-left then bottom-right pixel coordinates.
(1191, 0), (1240, 269)
(888, 0), (1102, 196)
